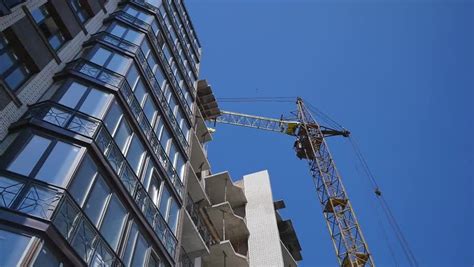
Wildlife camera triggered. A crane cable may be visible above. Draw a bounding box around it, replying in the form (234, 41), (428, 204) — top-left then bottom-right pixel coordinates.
(348, 136), (419, 267)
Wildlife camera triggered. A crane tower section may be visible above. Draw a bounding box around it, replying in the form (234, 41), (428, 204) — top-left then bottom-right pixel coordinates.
(295, 98), (374, 267)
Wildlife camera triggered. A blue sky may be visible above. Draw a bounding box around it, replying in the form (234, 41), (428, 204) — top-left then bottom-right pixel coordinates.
(186, 1), (473, 266)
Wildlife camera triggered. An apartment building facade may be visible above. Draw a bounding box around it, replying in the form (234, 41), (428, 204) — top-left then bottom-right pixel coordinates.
(0, 1), (301, 266)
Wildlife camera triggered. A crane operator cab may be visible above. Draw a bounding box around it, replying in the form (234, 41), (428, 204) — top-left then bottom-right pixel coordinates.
(293, 123), (323, 160)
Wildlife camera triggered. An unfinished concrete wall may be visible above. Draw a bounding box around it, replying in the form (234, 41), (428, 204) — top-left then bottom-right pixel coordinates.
(243, 170), (285, 267)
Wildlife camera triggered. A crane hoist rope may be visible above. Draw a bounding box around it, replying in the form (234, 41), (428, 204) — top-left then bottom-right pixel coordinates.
(209, 97), (417, 267)
(212, 97), (374, 267)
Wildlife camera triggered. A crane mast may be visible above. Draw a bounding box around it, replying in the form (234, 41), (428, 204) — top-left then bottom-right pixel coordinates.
(213, 98), (374, 267)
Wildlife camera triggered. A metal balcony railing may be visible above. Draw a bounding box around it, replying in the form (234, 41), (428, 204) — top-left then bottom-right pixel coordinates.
(62, 57), (185, 200)
(185, 194), (214, 248)
(0, 171), (123, 266)
(28, 101), (178, 257)
(127, 1), (198, 92)
(179, 247), (194, 267)
(113, 10), (195, 119)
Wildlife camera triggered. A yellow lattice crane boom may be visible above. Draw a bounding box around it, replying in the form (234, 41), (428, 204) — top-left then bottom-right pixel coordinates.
(212, 97), (375, 267)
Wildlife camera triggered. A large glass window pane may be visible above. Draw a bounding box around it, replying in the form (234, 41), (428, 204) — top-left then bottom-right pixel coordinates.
(0, 229), (31, 266)
(104, 101), (123, 134)
(79, 89), (109, 118)
(91, 47), (112, 66)
(100, 195), (127, 251)
(159, 127), (171, 152)
(8, 135), (51, 176)
(31, 5), (66, 51)
(158, 186), (170, 216)
(108, 53), (131, 75)
(83, 177), (109, 226)
(167, 200), (179, 233)
(68, 155), (97, 206)
(114, 120), (132, 153)
(126, 136), (145, 175)
(59, 82), (87, 108)
(5, 66), (29, 90)
(131, 234), (148, 267)
(36, 142), (81, 187)
(33, 245), (61, 267)
(143, 98), (156, 125)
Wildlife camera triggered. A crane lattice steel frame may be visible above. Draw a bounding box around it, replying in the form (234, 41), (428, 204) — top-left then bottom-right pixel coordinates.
(213, 97), (375, 267)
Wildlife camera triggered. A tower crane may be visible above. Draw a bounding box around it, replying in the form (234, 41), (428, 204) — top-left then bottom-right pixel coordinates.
(212, 97), (375, 267)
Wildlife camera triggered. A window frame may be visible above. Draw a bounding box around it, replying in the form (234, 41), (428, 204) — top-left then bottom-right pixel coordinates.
(30, 3), (68, 51)
(1, 130), (85, 188)
(0, 33), (31, 92)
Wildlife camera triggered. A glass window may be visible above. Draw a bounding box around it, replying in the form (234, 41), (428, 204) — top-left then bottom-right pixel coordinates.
(83, 177), (109, 226)
(68, 155), (97, 206)
(167, 200), (179, 233)
(148, 255), (162, 267)
(90, 47), (111, 66)
(90, 47), (132, 75)
(59, 81), (110, 118)
(159, 126), (171, 152)
(0, 228), (32, 266)
(158, 186), (170, 216)
(59, 82), (88, 108)
(126, 136), (145, 175)
(123, 5), (153, 24)
(99, 195), (127, 251)
(143, 97), (157, 125)
(123, 223), (149, 267)
(114, 119), (132, 153)
(0, 34), (31, 91)
(104, 101), (123, 134)
(7, 135), (51, 176)
(33, 244), (61, 267)
(109, 23), (144, 45)
(31, 4), (67, 50)
(36, 141), (81, 187)
(79, 89), (110, 117)
(68, 0), (90, 24)
(175, 154), (186, 180)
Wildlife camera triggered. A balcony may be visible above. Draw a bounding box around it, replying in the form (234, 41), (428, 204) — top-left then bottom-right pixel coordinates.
(58, 58), (185, 200)
(203, 240), (248, 267)
(205, 172), (247, 212)
(186, 166), (209, 210)
(181, 194), (213, 258)
(190, 131), (210, 175)
(26, 101), (178, 258)
(0, 171), (122, 265)
(112, 9), (195, 122)
(202, 172), (249, 266)
(90, 31), (191, 152)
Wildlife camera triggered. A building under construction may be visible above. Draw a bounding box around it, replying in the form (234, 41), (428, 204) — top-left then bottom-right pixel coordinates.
(0, 1), (303, 266)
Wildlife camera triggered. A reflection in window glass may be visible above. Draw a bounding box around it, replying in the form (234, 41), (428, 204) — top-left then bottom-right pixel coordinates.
(158, 186), (170, 216)
(123, 223), (149, 267)
(104, 101), (123, 134)
(0, 228), (31, 266)
(84, 177), (109, 226)
(31, 4), (66, 50)
(114, 120), (132, 153)
(36, 141), (81, 186)
(79, 89), (109, 118)
(167, 200), (179, 233)
(100, 195), (127, 251)
(90, 47), (111, 66)
(59, 82), (87, 108)
(33, 244), (61, 267)
(126, 136), (145, 175)
(68, 155), (97, 206)
(8, 135), (51, 176)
